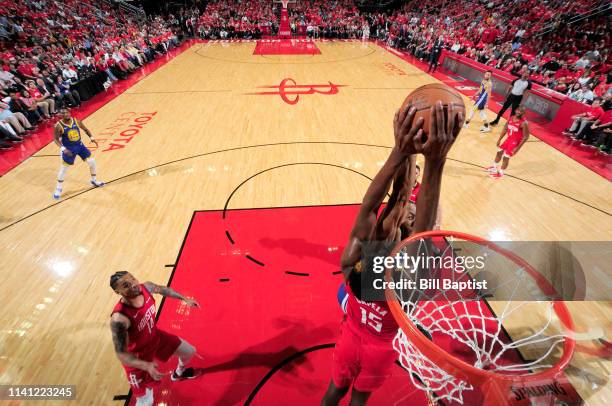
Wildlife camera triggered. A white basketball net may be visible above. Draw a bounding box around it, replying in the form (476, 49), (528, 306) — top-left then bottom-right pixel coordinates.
(389, 236), (569, 404)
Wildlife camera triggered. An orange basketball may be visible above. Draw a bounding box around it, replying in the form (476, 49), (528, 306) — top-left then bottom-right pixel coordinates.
(400, 83), (466, 134)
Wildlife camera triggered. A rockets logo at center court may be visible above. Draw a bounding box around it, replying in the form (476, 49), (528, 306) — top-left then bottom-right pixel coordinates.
(248, 78), (346, 105)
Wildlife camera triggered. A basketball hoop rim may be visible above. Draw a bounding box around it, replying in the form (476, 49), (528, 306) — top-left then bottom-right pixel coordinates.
(384, 229), (576, 389)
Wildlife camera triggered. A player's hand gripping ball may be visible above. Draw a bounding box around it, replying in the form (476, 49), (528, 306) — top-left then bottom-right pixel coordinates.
(400, 83), (466, 137)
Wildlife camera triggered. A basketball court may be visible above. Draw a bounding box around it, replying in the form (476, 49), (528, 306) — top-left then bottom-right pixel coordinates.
(0, 40), (610, 405)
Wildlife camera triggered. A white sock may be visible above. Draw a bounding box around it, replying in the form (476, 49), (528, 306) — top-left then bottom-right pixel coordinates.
(174, 339), (195, 376)
(56, 166), (68, 191)
(135, 387), (153, 406)
(479, 110), (488, 122)
(466, 110), (475, 122)
(86, 158), (97, 181)
(493, 162), (498, 169)
(175, 358), (186, 376)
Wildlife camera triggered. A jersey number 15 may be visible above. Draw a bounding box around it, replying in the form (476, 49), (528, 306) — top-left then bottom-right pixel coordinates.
(360, 307), (383, 332)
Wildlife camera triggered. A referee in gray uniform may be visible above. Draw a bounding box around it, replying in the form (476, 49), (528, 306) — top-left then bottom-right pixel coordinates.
(490, 70), (532, 126)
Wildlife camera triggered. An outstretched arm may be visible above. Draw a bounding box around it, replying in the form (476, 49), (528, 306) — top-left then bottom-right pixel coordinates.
(340, 148), (405, 272)
(374, 155), (416, 240)
(378, 155), (416, 222)
(340, 106), (424, 271)
(353, 149), (404, 234)
(143, 281), (199, 307)
(412, 101), (463, 234)
(413, 161), (444, 234)
(350, 106), (422, 240)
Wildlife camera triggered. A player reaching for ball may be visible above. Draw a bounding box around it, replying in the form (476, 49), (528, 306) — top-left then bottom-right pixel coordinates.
(487, 106), (529, 179)
(336, 158), (417, 320)
(109, 271), (201, 406)
(322, 100), (464, 406)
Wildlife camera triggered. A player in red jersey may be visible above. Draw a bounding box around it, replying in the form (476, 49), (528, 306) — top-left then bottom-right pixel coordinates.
(109, 271), (200, 406)
(322, 101), (463, 405)
(487, 106), (529, 179)
(409, 163), (442, 230)
(408, 163), (420, 204)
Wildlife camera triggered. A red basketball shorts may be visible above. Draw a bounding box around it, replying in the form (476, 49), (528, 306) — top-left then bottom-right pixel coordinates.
(499, 139), (520, 157)
(122, 329), (182, 397)
(332, 320), (397, 392)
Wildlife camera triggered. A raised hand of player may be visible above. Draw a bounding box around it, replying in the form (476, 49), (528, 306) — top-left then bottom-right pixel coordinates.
(414, 101), (464, 162)
(146, 362), (165, 380)
(393, 105), (425, 156)
(183, 297), (200, 308)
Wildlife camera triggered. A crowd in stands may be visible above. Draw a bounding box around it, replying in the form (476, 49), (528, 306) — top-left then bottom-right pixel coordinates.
(188, 1), (610, 99)
(378, 1), (610, 98)
(185, 0), (610, 152)
(1, 0), (610, 153)
(563, 97), (611, 153)
(0, 0), (180, 150)
(190, 0), (274, 39)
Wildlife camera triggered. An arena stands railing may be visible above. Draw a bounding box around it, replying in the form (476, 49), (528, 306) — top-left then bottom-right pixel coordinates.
(535, 1), (612, 37)
(101, 0), (146, 20)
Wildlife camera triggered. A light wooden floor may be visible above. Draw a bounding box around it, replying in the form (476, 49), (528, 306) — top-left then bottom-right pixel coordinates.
(0, 41), (610, 405)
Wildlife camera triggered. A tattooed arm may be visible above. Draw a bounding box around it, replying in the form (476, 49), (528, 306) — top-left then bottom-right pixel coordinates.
(412, 102), (463, 234)
(109, 313), (164, 379)
(143, 282), (199, 307)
